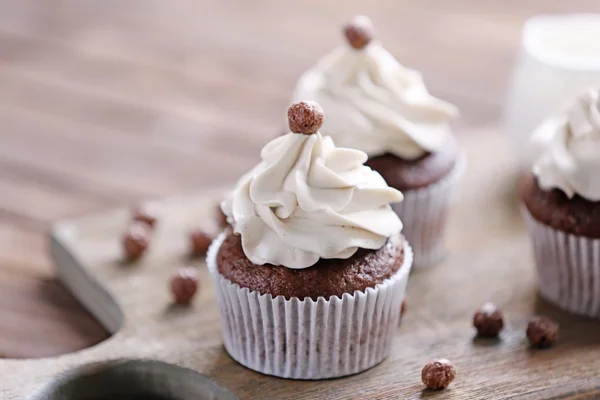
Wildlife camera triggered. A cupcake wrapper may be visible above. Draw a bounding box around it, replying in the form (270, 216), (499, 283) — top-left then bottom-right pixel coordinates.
(523, 210), (600, 318)
(392, 155), (466, 267)
(206, 232), (413, 380)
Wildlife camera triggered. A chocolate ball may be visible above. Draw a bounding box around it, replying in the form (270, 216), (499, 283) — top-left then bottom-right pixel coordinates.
(190, 229), (213, 256)
(170, 267), (199, 304)
(421, 359), (456, 390)
(123, 222), (150, 261)
(527, 316), (558, 348)
(473, 302), (504, 337)
(288, 101), (324, 135)
(343, 15), (374, 50)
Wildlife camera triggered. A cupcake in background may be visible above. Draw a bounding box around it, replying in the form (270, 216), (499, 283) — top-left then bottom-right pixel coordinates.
(521, 88), (600, 318)
(291, 16), (464, 267)
(208, 101), (413, 379)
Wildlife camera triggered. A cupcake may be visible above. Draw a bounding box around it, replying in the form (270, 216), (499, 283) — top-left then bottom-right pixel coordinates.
(208, 101), (413, 379)
(290, 16), (464, 267)
(521, 89), (600, 318)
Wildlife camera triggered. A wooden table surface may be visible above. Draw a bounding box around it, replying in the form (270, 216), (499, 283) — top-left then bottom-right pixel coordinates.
(1, 0), (599, 359)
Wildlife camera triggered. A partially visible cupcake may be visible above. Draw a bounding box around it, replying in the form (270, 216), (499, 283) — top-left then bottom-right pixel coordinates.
(291, 16), (464, 267)
(208, 101), (413, 379)
(521, 89), (600, 318)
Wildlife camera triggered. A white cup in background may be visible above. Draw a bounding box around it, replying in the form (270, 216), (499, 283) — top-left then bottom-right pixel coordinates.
(504, 14), (600, 167)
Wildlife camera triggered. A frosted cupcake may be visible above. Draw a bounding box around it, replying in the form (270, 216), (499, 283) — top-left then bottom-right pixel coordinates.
(291, 16), (464, 267)
(208, 101), (413, 379)
(521, 89), (600, 318)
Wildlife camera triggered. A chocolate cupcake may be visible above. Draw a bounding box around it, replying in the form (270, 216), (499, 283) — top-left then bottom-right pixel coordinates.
(290, 16), (464, 267)
(521, 89), (600, 318)
(208, 102), (413, 379)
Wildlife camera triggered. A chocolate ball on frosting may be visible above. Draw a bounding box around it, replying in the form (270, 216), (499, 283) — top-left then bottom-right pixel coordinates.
(343, 15), (374, 50)
(288, 101), (324, 135)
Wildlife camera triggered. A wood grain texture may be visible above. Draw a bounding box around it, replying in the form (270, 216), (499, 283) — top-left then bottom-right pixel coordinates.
(4, 130), (600, 399)
(1, 0), (600, 359)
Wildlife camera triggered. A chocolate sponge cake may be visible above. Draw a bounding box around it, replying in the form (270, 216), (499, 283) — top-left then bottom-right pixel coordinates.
(521, 173), (600, 239)
(366, 138), (460, 191)
(217, 229), (406, 300)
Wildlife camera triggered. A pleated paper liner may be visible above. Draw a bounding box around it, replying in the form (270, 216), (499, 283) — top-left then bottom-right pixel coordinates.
(524, 210), (600, 318)
(392, 154), (466, 268)
(207, 232), (413, 379)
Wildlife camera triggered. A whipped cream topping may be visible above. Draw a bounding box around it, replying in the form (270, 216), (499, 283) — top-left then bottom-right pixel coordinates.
(292, 42), (459, 160)
(532, 89), (600, 201)
(221, 132), (404, 269)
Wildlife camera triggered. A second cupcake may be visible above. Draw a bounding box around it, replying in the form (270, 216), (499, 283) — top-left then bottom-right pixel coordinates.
(208, 101), (413, 379)
(291, 16), (464, 267)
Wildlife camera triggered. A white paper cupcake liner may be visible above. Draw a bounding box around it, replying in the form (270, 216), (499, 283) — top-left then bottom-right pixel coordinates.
(523, 210), (600, 318)
(206, 232), (413, 380)
(391, 155), (466, 268)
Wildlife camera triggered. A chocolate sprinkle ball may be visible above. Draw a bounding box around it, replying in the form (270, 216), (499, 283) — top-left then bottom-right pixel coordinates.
(170, 267), (199, 304)
(527, 316), (559, 348)
(122, 222), (151, 261)
(421, 359), (456, 390)
(343, 15), (374, 50)
(473, 302), (504, 337)
(190, 229), (213, 257)
(288, 101), (324, 135)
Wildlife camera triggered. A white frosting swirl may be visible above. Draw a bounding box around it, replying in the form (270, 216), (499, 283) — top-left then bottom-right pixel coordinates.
(221, 132), (404, 269)
(292, 42), (459, 160)
(532, 89), (600, 200)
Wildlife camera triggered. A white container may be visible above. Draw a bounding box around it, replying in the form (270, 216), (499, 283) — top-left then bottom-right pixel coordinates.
(505, 14), (600, 166)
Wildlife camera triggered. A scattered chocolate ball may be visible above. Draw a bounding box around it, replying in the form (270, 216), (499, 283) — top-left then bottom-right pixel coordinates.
(132, 201), (161, 228)
(122, 222), (151, 261)
(473, 302), (504, 337)
(216, 204), (228, 228)
(421, 359), (456, 390)
(343, 15), (374, 50)
(288, 101), (324, 135)
(190, 229), (213, 256)
(527, 316), (559, 348)
(170, 267), (199, 304)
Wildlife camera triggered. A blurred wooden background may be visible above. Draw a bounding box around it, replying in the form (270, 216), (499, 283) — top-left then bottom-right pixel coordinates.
(1, 0), (599, 358)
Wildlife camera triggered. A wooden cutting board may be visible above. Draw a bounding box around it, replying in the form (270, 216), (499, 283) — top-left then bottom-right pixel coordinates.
(3, 130), (600, 400)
